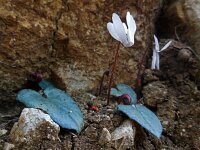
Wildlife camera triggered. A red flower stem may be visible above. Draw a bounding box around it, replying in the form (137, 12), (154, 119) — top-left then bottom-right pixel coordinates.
(107, 42), (120, 105)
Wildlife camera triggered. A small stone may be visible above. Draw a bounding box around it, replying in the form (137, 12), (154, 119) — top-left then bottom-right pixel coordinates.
(9, 108), (60, 145)
(162, 121), (169, 126)
(101, 115), (111, 121)
(84, 125), (98, 139)
(111, 120), (136, 149)
(88, 114), (111, 123)
(88, 114), (101, 123)
(3, 142), (15, 150)
(106, 106), (113, 109)
(0, 129), (8, 136)
(178, 49), (192, 62)
(109, 114), (114, 118)
(106, 109), (113, 113)
(99, 128), (111, 145)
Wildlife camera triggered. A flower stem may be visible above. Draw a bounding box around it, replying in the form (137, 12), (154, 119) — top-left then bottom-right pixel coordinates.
(107, 42), (120, 105)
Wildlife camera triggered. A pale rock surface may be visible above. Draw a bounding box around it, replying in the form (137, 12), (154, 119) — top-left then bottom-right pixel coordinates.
(0, 129), (7, 136)
(9, 108), (60, 145)
(99, 128), (111, 145)
(111, 120), (136, 150)
(3, 142), (15, 150)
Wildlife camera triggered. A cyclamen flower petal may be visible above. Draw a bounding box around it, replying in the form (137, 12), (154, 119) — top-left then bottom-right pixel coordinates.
(107, 12), (136, 47)
(112, 13), (128, 45)
(155, 52), (160, 69)
(151, 35), (172, 70)
(126, 11), (136, 45)
(107, 22), (120, 41)
(160, 41), (172, 52)
(153, 35), (159, 51)
(123, 23), (128, 34)
(151, 49), (157, 69)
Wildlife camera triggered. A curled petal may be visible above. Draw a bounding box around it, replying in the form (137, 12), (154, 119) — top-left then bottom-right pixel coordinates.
(155, 52), (160, 70)
(127, 30), (134, 47)
(126, 11), (136, 45)
(151, 49), (157, 69)
(123, 23), (128, 34)
(154, 35), (160, 52)
(107, 22), (120, 41)
(160, 41), (172, 52)
(112, 13), (128, 46)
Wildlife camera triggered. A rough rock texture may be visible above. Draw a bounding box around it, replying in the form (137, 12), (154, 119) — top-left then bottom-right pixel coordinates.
(51, 0), (162, 94)
(157, 0), (200, 55)
(2, 1), (200, 150)
(9, 108), (60, 147)
(0, 0), (63, 102)
(99, 128), (111, 145)
(142, 40), (200, 149)
(111, 120), (136, 150)
(3, 142), (15, 150)
(99, 120), (136, 150)
(0, 0), (162, 101)
(143, 81), (168, 107)
(0, 39), (200, 150)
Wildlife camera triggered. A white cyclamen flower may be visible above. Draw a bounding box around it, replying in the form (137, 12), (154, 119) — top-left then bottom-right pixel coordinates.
(107, 11), (136, 47)
(151, 35), (172, 70)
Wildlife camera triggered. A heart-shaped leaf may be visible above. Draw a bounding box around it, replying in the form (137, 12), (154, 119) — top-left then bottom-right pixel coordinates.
(17, 80), (84, 133)
(39, 80), (55, 90)
(111, 84), (137, 104)
(117, 104), (162, 138)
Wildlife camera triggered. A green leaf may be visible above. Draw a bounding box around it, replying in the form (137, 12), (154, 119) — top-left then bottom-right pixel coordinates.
(111, 88), (123, 97)
(117, 104), (162, 138)
(39, 80), (55, 90)
(111, 84), (137, 104)
(17, 80), (84, 133)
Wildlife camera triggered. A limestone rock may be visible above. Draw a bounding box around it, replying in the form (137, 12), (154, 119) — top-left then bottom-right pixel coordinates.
(111, 120), (136, 150)
(142, 81), (168, 107)
(3, 142), (15, 150)
(84, 125), (98, 140)
(9, 108), (60, 145)
(99, 128), (111, 145)
(177, 49), (192, 62)
(0, 0), (63, 102)
(0, 0), (162, 101)
(0, 129), (7, 136)
(159, 0), (200, 54)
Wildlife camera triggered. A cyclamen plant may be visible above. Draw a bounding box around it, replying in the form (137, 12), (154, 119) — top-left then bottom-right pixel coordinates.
(106, 11), (136, 104)
(151, 35), (172, 70)
(111, 84), (163, 138)
(107, 13), (163, 138)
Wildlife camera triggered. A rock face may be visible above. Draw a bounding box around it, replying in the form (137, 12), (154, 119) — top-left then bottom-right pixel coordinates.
(142, 41), (200, 149)
(10, 108), (60, 146)
(99, 128), (111, 145)
(143, 81), (168, 107)
(0, 0), (162, 101)
(158, 0), (200, 54)
(111, 120), (136, 150)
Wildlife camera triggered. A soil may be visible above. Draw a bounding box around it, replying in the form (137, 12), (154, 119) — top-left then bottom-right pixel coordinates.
(0, 40), (200, 150)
